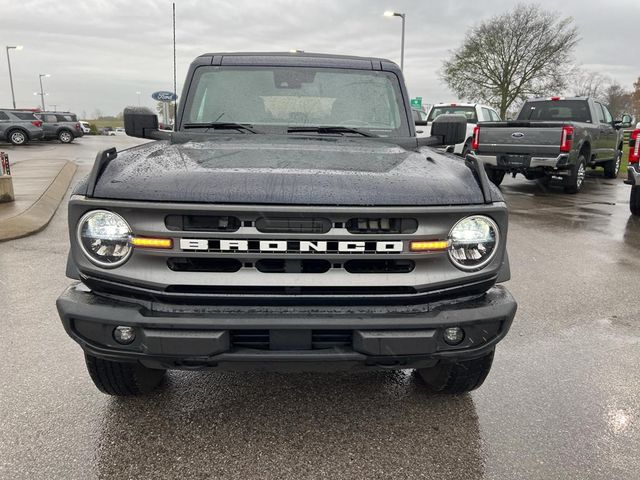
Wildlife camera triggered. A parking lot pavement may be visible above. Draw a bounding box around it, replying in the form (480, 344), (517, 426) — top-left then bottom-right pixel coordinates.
(0, 149), (638, 479)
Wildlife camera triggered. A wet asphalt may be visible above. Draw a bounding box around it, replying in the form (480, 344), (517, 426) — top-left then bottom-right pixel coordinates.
(0, 137), (638, 479)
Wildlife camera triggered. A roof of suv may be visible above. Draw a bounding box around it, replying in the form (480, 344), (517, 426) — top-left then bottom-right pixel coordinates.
(195, 52), (398, 70)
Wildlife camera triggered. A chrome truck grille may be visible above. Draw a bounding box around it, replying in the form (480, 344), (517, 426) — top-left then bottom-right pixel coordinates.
(69, 198), (508, 305)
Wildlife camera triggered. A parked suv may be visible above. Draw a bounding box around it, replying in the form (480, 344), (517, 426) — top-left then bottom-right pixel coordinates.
(35, 111), (84, 143)
(57, 52), (517, 397)
(416, 103), (501, 155)
(0, 109), (44, 145)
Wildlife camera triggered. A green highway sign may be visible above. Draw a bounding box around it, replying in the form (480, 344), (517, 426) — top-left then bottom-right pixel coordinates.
(410, 97), (422, 108)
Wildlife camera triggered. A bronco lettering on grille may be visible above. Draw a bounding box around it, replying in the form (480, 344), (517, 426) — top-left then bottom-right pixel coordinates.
(179, 239), (404, 253)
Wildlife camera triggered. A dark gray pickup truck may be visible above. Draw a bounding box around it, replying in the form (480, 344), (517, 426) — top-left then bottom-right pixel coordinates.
(474, 97), (632, 193)
(56, 52), (516, 397)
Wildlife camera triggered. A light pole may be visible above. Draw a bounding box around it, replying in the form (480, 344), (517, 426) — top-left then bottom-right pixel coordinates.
(383, 11), (406, 70)
(136, 91), (141, 106)
(38, 73), (50, 110)
(5, 45), (23, 109)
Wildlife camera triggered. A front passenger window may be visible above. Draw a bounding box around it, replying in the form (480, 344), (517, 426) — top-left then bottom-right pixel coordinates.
(601, 105), (613, 124)
(594, 103), (606, 123)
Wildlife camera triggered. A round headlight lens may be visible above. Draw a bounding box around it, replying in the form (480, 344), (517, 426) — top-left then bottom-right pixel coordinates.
(448, 215), (499, 271)
(77, 210), (132, 267)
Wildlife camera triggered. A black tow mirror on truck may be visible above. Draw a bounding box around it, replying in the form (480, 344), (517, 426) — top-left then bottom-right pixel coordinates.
(416, 114), (466, 147)
(615, 114), (633, 129)
(123, 107), (170, 140)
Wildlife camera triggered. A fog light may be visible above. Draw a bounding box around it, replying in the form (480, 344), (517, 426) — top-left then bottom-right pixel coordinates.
(113, 326), (136, 344)
(443, 327), (464, 346)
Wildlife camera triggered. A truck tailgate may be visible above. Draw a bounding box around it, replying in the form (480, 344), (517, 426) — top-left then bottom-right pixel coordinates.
(477, 121), (564, 156)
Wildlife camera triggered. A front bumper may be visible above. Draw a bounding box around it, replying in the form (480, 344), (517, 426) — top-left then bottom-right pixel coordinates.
(57, 284), (517, 371)
(476, 153), (570, 171)
(624, 165), (639, 186)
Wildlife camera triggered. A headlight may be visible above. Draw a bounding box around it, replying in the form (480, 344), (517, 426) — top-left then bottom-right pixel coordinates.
(448, 215), (499, 271)
(77, 210), (132, 267)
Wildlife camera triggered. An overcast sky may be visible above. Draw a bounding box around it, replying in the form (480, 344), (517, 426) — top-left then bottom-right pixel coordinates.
(1, 0), (638, 117)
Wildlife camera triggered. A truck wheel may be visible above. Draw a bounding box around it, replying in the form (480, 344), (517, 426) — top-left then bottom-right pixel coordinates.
(564, 156), (586, 194)
(631, 186), (640, 216)
(85, 354), (165, 396)
(603, 149), (622, 179)
(58, 130), (74, 143)
(8, 129), (28, 145)
(416, 350), (494, 394)
(484, 166), (505, 186)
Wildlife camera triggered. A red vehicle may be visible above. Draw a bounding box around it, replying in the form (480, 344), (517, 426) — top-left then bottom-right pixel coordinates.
(626, 125), (640, 215)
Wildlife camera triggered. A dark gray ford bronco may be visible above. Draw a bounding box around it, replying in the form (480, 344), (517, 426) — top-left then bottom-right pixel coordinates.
(57, 52), (517, 396)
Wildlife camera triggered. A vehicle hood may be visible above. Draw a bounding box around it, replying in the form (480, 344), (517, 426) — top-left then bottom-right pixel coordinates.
(82, 135), (492, 206)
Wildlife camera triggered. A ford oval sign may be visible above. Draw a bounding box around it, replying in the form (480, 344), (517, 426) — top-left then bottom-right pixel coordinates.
(511, 132), (525, 138)
(152, 91), (178, 102)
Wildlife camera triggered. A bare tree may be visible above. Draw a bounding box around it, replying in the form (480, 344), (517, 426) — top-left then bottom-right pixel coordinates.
(603, 82), (632, 119)
(572, 71), (608, 100)
(631, 77), (640, 120)
(441, 4), (579, 117)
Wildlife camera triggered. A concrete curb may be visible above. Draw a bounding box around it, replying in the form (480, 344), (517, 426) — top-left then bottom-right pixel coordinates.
(0, 161), (77, 242)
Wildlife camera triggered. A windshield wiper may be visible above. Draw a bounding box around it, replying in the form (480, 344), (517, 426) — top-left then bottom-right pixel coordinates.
(287, 126), (378, 137)
(183, 122), (257, 134)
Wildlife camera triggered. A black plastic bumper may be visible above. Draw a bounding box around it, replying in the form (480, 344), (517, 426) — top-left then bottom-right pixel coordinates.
(56, 284), (517, 371)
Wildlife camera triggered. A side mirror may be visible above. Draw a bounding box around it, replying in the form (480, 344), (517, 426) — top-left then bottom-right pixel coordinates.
(616, 114), (633, 129)
(124, 106), (161, 139)
(417, 114), (466, 147)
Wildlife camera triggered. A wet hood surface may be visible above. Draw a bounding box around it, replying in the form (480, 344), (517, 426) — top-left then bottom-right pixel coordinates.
(87, 135), (489, 206)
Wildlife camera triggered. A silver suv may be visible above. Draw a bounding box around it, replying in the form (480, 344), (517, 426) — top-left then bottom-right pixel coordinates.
(35, 111), (84, 143)
(0, 109), (44, 145)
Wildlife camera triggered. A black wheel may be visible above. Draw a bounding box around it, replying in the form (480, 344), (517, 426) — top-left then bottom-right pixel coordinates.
(58, 129), (74, 143)
(8, 129), (28, 145)
(564, 155), (587, 193)
(631, 186), (640, 216)
(416, 350), (494, 394)
(485, 166), (505, 186)
(603, 149), (622, 179)
(85, 354), (165, 396)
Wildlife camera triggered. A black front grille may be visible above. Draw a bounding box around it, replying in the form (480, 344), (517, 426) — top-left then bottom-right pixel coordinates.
(165, 215), (240, 232)
(230, 329), (352, 350)
(346, 217), (417, 234)
(167, 258), (242, 272)
(344, 259), (415, 274)
(255, 217), (331, 234)
(255, 259), (331, 274)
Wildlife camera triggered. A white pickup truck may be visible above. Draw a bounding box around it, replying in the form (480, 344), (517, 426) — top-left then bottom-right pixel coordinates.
(415, 103), (501, 155)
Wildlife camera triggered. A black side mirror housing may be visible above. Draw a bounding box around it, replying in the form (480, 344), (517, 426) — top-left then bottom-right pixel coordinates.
(124, 106), (162, 139)
(415, 119), (429, 126)
(616, 113), (633, 129)
(417, 114), (466, 147)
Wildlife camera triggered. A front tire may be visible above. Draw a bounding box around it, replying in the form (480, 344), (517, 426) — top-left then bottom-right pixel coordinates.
(8, 129), (28, 145)
(85, 354), (166, 396)
(485, 166), (505, 186)
(416, 350), (494, 394)
(564, 155), (587, 193)
(631, 186), (640, 216)
(58, 130), (74, 143)
(603, 149), (622, 179)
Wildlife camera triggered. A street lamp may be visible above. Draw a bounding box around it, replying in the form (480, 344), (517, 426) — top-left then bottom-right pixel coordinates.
(383, 11), (406, 70)
(136, 91), (141, 106)
(5, 45), (23, 109)
(38, 73), (50, 111)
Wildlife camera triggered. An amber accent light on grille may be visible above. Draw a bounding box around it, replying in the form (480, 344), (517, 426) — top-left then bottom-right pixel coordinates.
(410, 240), (450, 252)
(130, 237), (173, 249)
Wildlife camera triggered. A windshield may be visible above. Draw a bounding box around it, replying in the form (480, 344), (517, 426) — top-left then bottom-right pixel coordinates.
(517, 100), (592, 122)
(427, 106), (477, 123)
(183, 66), (409, 136)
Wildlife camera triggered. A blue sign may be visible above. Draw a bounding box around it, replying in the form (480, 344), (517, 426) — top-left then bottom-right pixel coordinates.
(151, 91), (178, 102)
